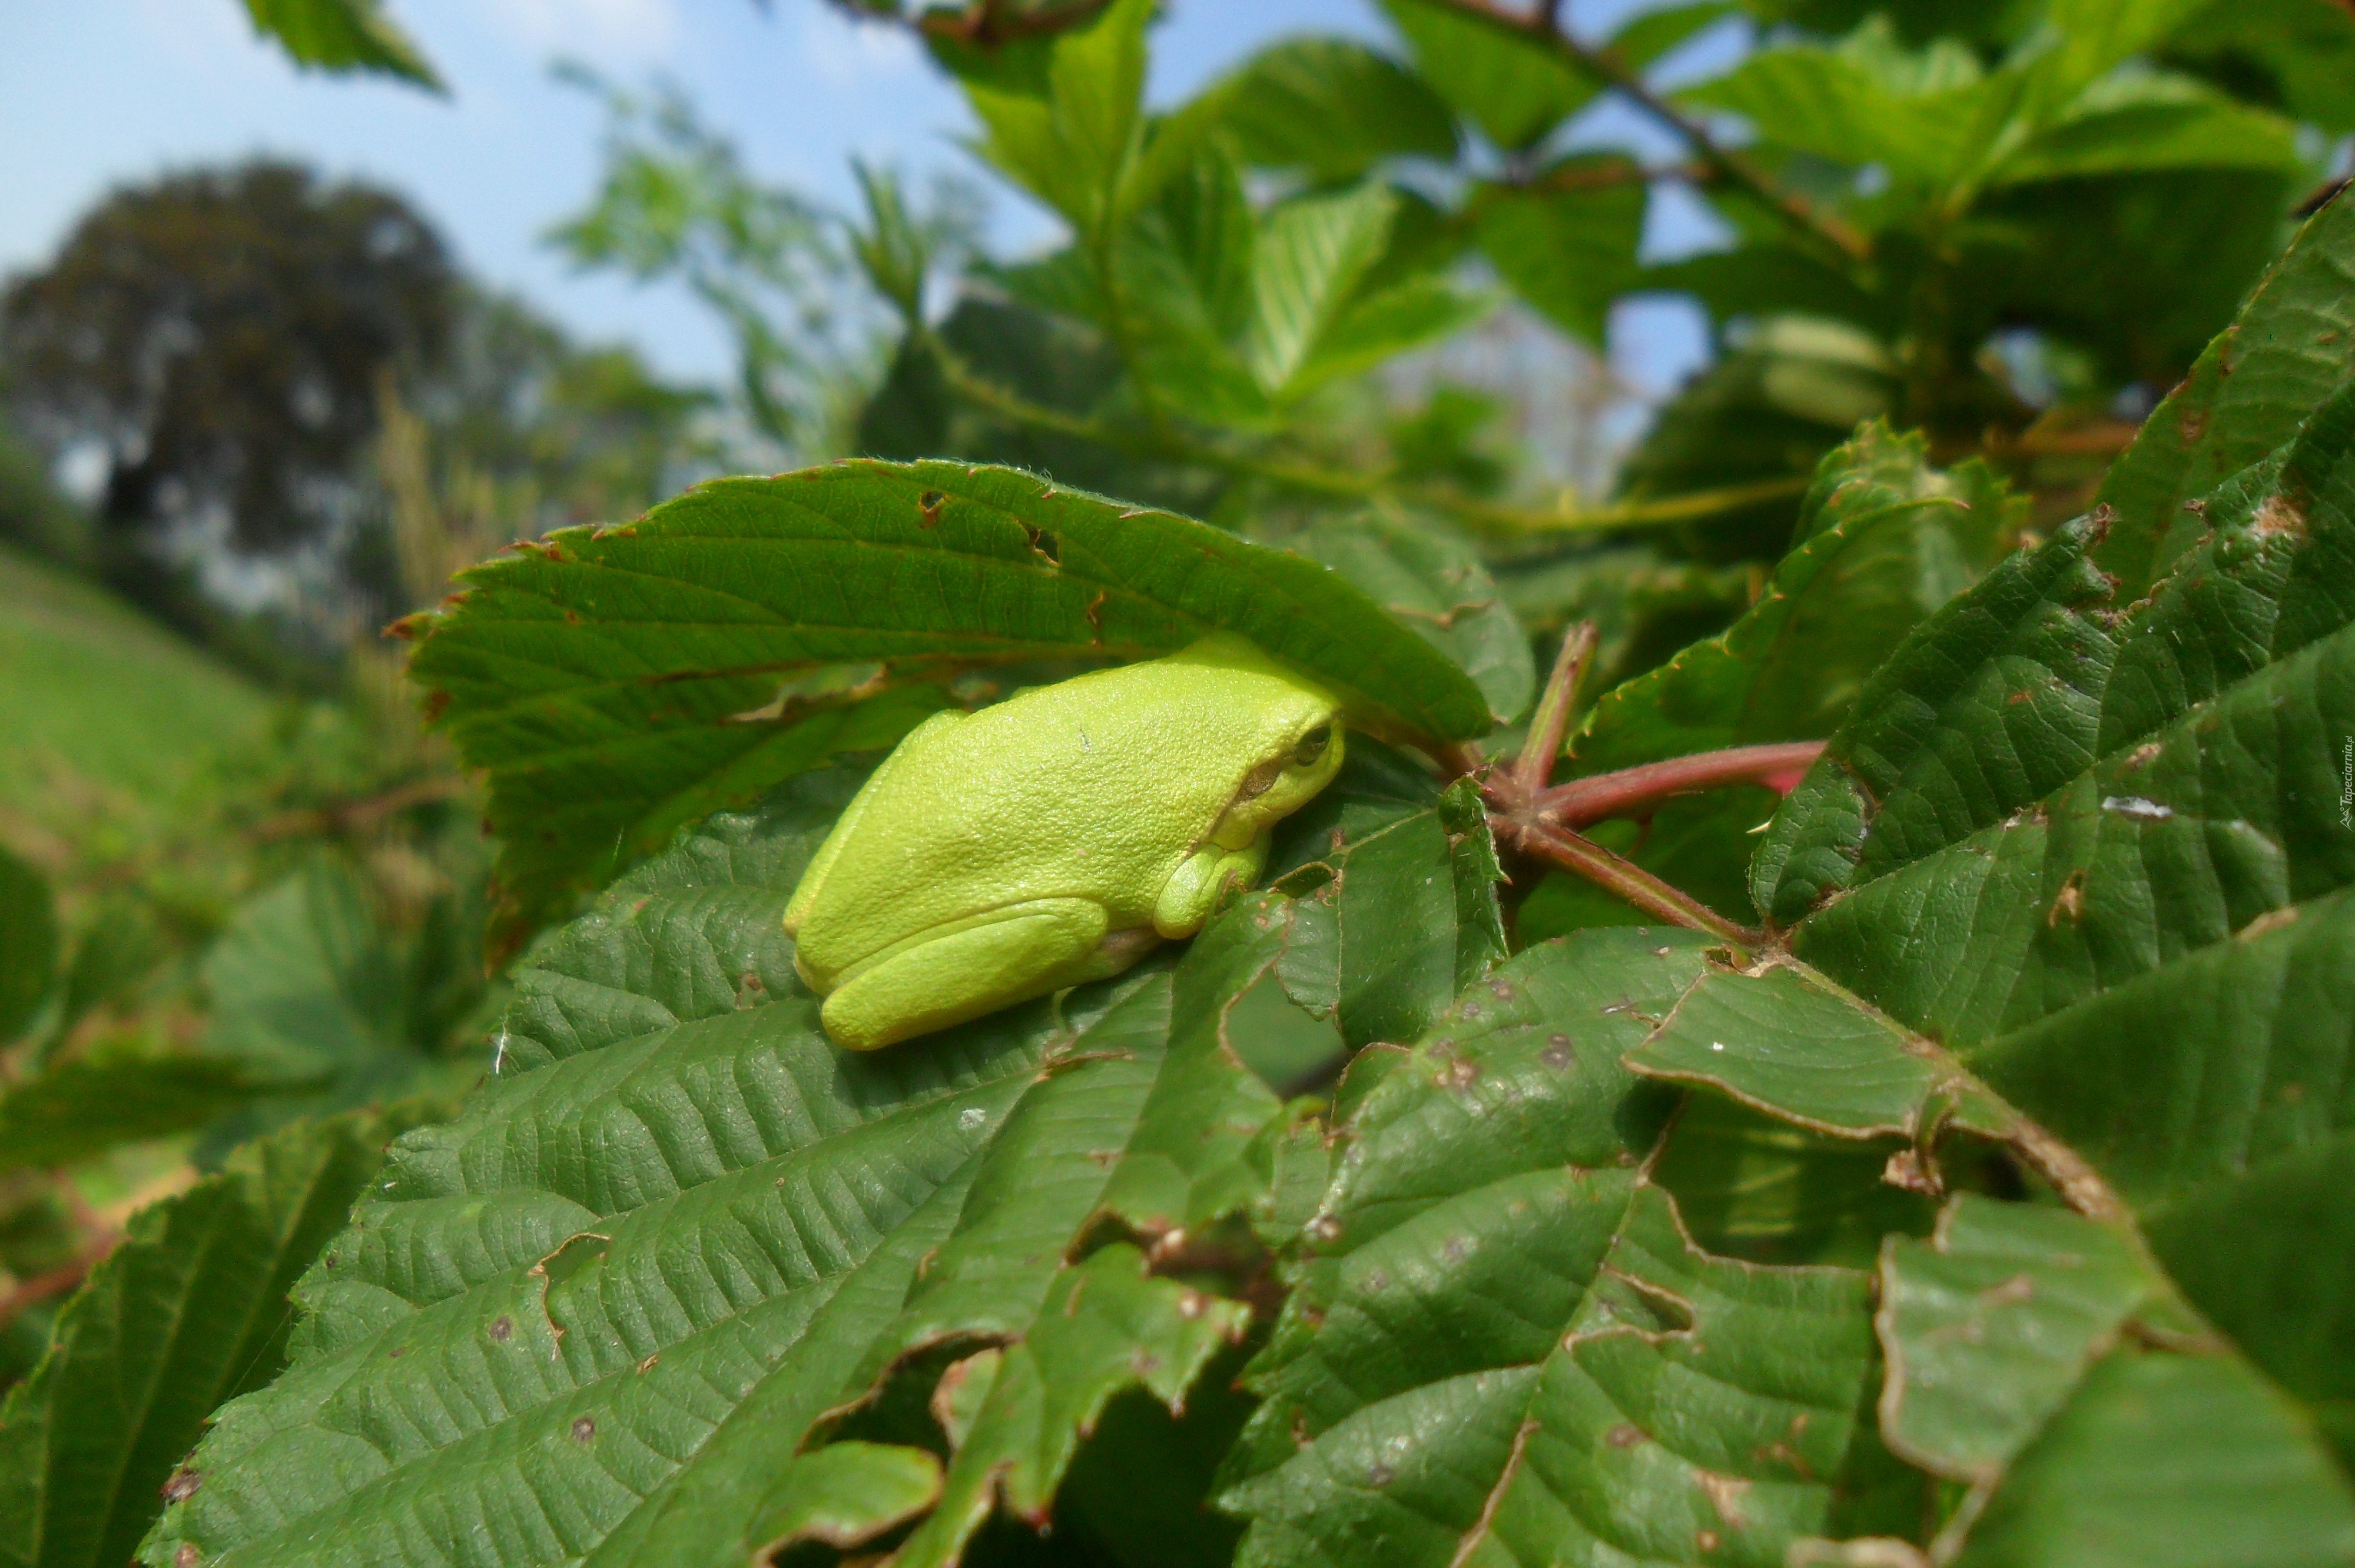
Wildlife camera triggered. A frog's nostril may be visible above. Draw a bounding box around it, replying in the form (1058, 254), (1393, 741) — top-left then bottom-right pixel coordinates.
(1292, 725), (1332, 768)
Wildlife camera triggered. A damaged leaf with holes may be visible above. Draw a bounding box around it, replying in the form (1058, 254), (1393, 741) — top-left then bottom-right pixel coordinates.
(132, 738), (1508, 1568)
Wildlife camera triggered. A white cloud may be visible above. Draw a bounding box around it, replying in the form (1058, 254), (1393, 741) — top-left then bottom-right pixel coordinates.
(488, 0), (679, 66)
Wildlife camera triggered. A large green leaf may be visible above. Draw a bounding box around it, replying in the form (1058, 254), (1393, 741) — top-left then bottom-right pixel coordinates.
(2091, 187), (2355, 595)
(0, 1102), (446, 1568)
(1294, 516), (1535, 726)
(137, 750), (1504, 1568)
(402, 459), (1490, 953)
(1220, 928), (1922, 1567)
(1635, 348), (2355, 1551)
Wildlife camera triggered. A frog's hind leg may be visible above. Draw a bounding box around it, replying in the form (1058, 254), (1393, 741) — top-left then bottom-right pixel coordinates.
(820, 897), (1136, 1051)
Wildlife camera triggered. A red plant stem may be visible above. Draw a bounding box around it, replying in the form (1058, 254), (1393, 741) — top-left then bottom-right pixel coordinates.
(1534, 741), (1825, 826)
(1505, 819), (1759, 945)
(1512, 622), (1597, 797)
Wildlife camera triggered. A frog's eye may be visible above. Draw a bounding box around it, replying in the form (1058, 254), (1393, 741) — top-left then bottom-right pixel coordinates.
(1292, 725), (1332, 768)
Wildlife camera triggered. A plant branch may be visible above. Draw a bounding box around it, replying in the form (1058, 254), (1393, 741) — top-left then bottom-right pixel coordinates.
(1418, 0), (1872, 265)
(1513, 623), (1596, 797)
(1535, 740), (1825, 825)
(923, 331), (1806, 536)
(1502, 818), (1759, 944)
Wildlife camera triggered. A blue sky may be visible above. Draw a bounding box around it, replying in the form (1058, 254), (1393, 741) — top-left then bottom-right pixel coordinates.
(0, 0), (1716, 394)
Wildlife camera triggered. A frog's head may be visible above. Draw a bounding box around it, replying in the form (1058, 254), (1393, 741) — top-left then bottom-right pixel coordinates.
(1169, 633), (1347, 848)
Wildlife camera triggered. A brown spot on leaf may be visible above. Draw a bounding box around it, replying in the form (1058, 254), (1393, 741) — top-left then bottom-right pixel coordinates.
(918, 489), (946, 527)
(175, 1546), (201, 1568)
(490, 1315), (513, 1342)
(2046, 870), (2087, 927)
(572, 1416), (597, 1444)
(162, 1469), (202, 1503)
(1606, 1423), (1645, 1448)
(2238, 906), (2300, 942)
(2251, 494), (2308, 541)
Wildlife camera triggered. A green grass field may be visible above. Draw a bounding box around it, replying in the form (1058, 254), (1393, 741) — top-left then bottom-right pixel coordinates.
(0, 544), (271, 806)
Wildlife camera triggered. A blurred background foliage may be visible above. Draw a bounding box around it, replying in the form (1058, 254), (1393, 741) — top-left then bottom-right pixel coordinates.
(1, 0), (2351, 1404)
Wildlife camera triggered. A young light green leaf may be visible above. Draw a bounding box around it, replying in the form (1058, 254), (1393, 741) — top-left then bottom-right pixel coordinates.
(1244, 183), (1401, 396)
(402, 458), (1491, 952)
(1209, 38), (1459, 181)
(1378, 0), (1599, 151)
(1680, 19), (1997, 190)
(2092, 187), (2355, 595)
(957, 0), (1150, 238)
(1986, 70), (2303, 187)
(0, 1102), (446, 1568)
(1473, 163), (1648, 347)
(239, 0), (441, 90)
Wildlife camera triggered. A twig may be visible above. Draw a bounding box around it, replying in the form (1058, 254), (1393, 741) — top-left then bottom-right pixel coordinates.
(1417, 0), (1872, 265)
(247, 774), (473, 843)
(0, 1232), (117, 1330)
(1535, 741), (1824, 824)
(926, 334), (1808, 536)
(1513, 623), (1596, 798)
(1505, 818), (1759, 944)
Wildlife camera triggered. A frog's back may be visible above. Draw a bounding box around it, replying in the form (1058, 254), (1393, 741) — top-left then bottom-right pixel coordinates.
(791, 646), (1332, 977)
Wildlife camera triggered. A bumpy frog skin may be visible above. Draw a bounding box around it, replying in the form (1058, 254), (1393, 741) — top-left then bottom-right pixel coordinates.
(783, 634), (1345, 1049)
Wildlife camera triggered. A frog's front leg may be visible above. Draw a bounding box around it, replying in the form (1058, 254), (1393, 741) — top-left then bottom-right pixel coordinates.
(818, 898), (1156, 1051)
(1152, 832), (1269, 939)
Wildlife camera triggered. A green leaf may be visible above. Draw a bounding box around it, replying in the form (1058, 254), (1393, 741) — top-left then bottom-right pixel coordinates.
(1222, 932), (1919, 1567)
(1988, 69), (2303, 186)
(0, 1049), (271, 1176)
(198, 862), (483, 1140)
(1680, 18), (1999, 190)
(1653, 356), (2355, 1550)
(1614, 316), (1898, 546)
(404, 459), (1490, 952)
(1294, 515), (1537, 725)
(1878, 1197), (2193, 1483)
(238, 0), (441, 90)
(1569, 421), (2019, 778)
(0, 1102), (446, 1568)
(957, 0), (1152, 238)
(1210, 39), (1459, 181)
(2166, 0), (2355, 135)
(1946, 1351), (2355, 1567)
(747, 1441), (941, 1557)
(0, 846), (57, 1045)
(2091, 187), (2355, 596)
(1378, 0), (1600, 151)
(1244, 183), (1405, 397)
(1473, 163), (1648, 347)
(134, 758), (1496, 1567)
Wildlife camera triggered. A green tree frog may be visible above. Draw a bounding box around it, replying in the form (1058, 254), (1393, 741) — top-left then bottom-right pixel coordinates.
(784, 634), (1345, 1049)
